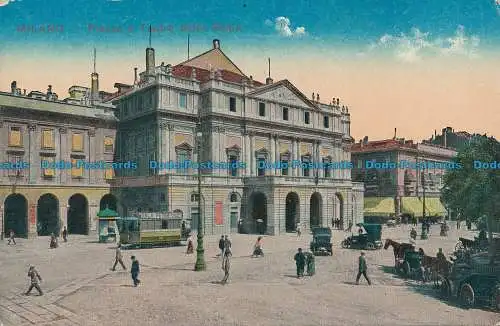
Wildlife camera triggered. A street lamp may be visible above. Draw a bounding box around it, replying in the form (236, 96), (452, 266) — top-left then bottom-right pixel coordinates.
(194, 131), (206, 271)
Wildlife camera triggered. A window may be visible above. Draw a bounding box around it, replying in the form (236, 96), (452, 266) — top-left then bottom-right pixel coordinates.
(323, 116), (329, 128)
(191, 193), (200, 202)
(72, 133), (83, 152)
(304, 111), (310, 125)
(302, 155), (311, 177)
(71, 158), (84, 178)
(230, 193), (239, 202)
(258, 102), (266, 117)
(8, 127), (22, 147)
(176, 149), (191, 174)
(104, 162), (114, 180)
(179, 93), (187, 108)
(323, 158), (331, 177)
(160, 193), (166, 203)
(282, 107), (289, 121)
(41, 129), (54, 149)
(257, 157), (266, 176)
(8, 154), (24, 176)
(229, 97), (236, 112)
(104, 136), (114, 153)
(229, 155), (238, 176)
(41, 156), (55, 178)
(280, 153), (289, 176)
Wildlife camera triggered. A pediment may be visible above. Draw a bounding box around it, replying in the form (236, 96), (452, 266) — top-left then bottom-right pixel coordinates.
(248, 80), (317, 110)
(175, 142), (193, 151)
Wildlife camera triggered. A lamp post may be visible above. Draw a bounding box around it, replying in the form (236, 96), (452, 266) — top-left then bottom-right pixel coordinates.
(0, 205), (3, 240)
(194, 131), (206, 271)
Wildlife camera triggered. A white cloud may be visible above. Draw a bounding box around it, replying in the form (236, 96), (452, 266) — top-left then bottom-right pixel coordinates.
(364, 26), (480, 62)
(265, 17), (307, 38)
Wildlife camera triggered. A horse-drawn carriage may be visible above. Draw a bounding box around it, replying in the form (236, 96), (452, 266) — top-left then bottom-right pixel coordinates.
(397, 249), (426, 280)
(454, 234), (490, 255)
(440, 252), (500, 310)
(341, 223), (383, 250)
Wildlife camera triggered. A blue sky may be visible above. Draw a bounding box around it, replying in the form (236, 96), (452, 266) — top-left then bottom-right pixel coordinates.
(1, 0), (499, 50)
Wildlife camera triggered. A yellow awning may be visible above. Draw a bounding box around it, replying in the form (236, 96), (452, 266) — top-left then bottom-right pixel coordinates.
(424, 197), (446, 216)
(401, 197), (427, 217)
(364, 197), (395, 217)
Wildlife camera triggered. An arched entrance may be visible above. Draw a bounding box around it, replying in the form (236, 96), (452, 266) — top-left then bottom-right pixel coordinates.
(37, 193), (59, 236)
(99, 194), (117, 211)
(250, 192), (267, 234)
(310, 192), (322, 228)
(334, 193), (344, 229)
(4, 194), (28, 237)
(285, 192), (300, 232)
(67, 194), (88, 235)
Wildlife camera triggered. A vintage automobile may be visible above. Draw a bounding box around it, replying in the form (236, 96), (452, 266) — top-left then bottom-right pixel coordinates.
(341, 223), (383, 250)
(440, 252), (500, 310)
(310, 227), (333, 256)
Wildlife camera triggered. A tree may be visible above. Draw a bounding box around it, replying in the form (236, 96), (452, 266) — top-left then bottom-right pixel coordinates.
(441, 135), (500, 263)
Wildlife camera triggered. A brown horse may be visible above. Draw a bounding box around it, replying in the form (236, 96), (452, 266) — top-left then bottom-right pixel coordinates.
(419, 249), (452, 287)
(384, 239), (415, 265)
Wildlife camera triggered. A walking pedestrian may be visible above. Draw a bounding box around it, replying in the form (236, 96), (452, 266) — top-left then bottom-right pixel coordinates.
(111, 243), (126, 271)
(221, 245), (231, 284)
(62, 226), (68, 242)
(186, 234), (194, 254)
(224, 235), (232, 255)
(294, 248), (306, 278)
(49, 233), (58, 249)
(305, 252), (315, 276)
(218, 235), (225, 257)
(25, 266), (43, 296)
(296, 223), (301, 237)
(130, 256), (141, 286)
(355, 252), (372, 285)
(7, 230), (16, 245)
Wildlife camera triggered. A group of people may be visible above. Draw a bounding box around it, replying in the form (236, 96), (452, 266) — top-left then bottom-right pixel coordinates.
(110, 243), (141, 286)
(293, 248), (315, 277)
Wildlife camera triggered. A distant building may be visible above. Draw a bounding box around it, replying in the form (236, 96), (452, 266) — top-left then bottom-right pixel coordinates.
(0, 77), (117, 238)
(425, 126), (479, 151)
(351, 131), (457, 222)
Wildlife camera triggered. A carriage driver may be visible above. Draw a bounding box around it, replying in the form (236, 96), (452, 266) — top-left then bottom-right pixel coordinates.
(436, 248), (446, 261)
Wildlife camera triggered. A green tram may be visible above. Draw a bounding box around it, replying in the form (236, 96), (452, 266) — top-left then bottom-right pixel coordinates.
(116, 212), (183, 248)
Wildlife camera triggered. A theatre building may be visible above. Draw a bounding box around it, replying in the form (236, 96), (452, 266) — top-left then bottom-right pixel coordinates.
(351, 134), (457, 222)
(108, 39), (364, 235)
(0, 79), (118, 238)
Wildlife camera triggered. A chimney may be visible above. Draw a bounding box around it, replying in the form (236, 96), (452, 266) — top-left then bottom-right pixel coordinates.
(134, 68), (138, 84)
(266, 57), (273, 84)
(394, 128), (397, 139)
(91, 72), (99, 102)
(316, 93), (320, 102)
(363, 136), (368, 144)
(46, 85), (53, 100)
(213, 39), (220, 49)
(336, 98), (340, 106)
(266, 77), (273, 84)
(10, 81), (17, 94)
(312, 92), (315, 101)
(146, 47), (155, 76)
(443, 129), (447, 147)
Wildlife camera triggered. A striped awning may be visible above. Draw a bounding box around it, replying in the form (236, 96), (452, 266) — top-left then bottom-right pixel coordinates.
(401, 197), (427, 217)
(424, 197), (446, 216)
(364, 197), (395, 217)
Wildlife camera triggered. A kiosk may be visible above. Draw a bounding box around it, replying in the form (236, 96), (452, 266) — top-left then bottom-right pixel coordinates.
(97, 208), (120, 243)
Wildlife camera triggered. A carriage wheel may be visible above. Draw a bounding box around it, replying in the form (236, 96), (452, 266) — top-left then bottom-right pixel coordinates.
(460, 284), (475, 308)
(341, 240), (350, 249)
(366, 242), (375, 250)
(402, 261), (410, 278)
(494, 287), (500, 311)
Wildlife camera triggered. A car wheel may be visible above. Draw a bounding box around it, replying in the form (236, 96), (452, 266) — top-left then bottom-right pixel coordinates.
(366, 242), (375, 250)
(341, 240), (349, 249)
(460, 283), (475, 308)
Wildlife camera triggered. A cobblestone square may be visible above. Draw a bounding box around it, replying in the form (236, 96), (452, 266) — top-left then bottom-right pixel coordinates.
(1, 225), (498, 326)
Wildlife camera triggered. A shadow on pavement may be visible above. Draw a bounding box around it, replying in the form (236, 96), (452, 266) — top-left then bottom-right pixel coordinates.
(283, 274), (298, 278)
(379, 265), (406, 280)
(119, 284), (135, 287)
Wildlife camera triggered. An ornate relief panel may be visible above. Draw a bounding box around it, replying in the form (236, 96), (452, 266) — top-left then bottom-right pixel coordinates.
(174, 133), (193, 146)
(279, 142), (291, 153)
(255, 86), (311, 108)
(300, 143), (312, 155)
(254, 139), (268, 151)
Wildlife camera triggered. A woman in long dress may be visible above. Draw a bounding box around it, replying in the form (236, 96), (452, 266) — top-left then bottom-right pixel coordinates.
(186, 234), (194, 254)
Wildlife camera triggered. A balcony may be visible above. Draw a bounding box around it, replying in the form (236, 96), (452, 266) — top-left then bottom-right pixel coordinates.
(243, 176), (349, 187)
(110, 174), (243, 188)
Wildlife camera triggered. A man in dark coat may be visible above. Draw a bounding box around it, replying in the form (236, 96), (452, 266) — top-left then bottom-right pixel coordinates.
(356, 252), (371, 285)
(130, 256), (141, 286)
(218, 235), (225, 257)
(294, 248), (306, 278)
(25, 266), (43, 295)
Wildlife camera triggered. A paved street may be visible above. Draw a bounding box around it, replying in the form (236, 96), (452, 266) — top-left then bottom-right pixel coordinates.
(0, 225), (498, 326)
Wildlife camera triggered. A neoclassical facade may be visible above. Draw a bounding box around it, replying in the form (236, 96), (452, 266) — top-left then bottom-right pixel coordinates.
(109, 39), (364, 235)
(0, 81), (117, 238)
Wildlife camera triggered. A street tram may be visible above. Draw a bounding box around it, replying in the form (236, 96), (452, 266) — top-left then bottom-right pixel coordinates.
(116, 211), (183, 248)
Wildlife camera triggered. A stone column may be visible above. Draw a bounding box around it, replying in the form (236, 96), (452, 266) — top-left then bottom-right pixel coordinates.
(89, 203), (99, 232)
(269, 134), (276, 176)
(317, 142), (323, 178)
(291, 138), (297, 176)
(88, 129), (96, 183)
(169, 126), (175, 173)
(158, 122), (166, 175)
(60, 205), (68, 230)
(250, 133), (255, 176)
(29, 204), (37, 238)
(59, 128), (68, 183)
(244, 132), (251, 176)
(28, 124), (37, 183)
(274, 135), (279, 176)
